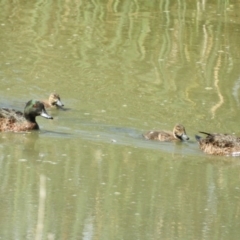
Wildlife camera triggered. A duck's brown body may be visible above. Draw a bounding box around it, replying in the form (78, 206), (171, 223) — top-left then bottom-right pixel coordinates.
(0, 100), (53, 132)
(196, 132), (240, 156)
(0, 108), (38, 131)
(143, 124), (189, 142)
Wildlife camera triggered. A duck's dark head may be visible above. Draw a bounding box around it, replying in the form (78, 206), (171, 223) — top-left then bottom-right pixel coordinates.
(24, 100), (53, 121)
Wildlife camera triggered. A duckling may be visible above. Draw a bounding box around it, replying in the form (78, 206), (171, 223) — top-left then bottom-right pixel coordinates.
(143, 124), (189, 142)
(42, 93), (64, 108)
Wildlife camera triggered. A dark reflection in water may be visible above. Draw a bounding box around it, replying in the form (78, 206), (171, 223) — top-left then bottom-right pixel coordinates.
(1, 0), (240, 240)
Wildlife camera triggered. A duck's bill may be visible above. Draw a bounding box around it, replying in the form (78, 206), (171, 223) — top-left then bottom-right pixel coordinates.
(181, 134), (189, 141)
(41, 110), (53, 119)
(56, 100), (64, 107)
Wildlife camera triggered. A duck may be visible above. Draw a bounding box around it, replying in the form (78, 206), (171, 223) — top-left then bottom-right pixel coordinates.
(143, 124), (189, 142)
(0, 100), (53, 132)
(42, 93), (64, 108)
(195, 131), (240, 156)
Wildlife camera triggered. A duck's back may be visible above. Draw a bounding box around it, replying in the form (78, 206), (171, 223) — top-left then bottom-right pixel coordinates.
(42, 100), (52, 108)
(143, 130), (175, 141)
(0, 108), (38, 132)
(200, 133), (240, 146)
(197, 132), (240, 155)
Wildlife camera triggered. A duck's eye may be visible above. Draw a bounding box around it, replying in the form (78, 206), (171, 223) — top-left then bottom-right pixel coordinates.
(33, 103), (40, 108)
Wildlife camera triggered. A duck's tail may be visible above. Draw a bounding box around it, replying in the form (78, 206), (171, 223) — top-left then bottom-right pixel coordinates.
(199, 131), (211, 136)
(195, 131), (212, 142)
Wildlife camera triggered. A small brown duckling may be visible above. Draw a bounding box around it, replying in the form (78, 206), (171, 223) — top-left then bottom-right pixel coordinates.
(143, 124), (189, 142)
(42, 93), (64, 108)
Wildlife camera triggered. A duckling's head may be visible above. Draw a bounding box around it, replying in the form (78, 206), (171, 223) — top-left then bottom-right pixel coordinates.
(173, 124), (189, 141)
(49, 93), (64, 107)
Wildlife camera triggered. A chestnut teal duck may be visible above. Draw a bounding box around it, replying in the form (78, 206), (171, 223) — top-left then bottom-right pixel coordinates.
(196, 131), (240, 156)
(0, 100), (53, 132)
(143, 124), (189, 142)
(42, 93), (64, 108)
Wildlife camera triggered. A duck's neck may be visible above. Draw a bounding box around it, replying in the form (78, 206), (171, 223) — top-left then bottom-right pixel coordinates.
(48, 99), (54, 106)
(173, 133), (182, 141)
(24, 112), (36, 123)
(24, 113), (39, 129)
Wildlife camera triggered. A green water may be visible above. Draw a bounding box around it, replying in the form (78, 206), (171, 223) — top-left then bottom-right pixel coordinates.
(1, 1), (240, 239)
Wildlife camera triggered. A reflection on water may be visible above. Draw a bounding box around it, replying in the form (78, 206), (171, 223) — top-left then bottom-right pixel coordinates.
(1, 132), (240, 240)
(1, 0), (240, 239)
